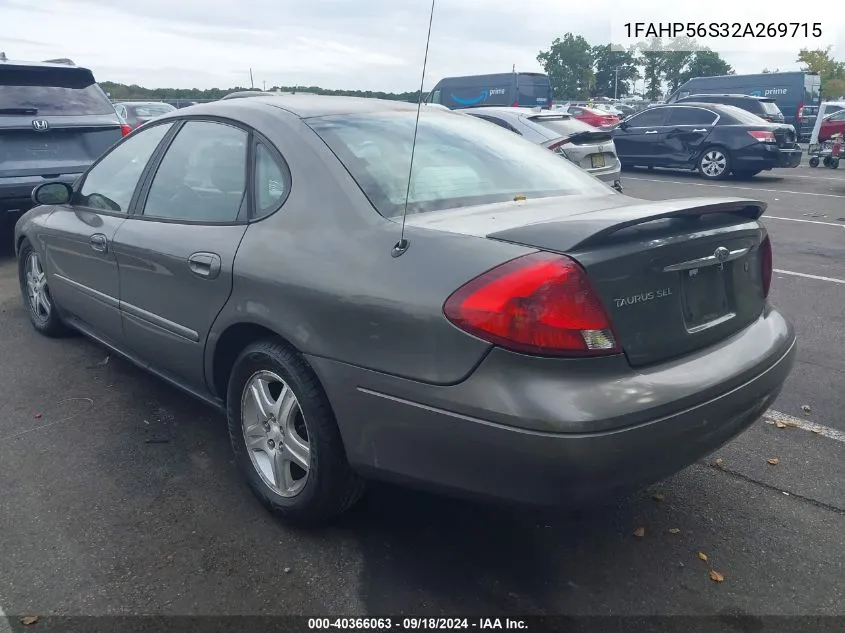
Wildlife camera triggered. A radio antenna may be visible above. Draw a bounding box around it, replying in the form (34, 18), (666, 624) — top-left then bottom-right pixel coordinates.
(392, 0), (436, 258)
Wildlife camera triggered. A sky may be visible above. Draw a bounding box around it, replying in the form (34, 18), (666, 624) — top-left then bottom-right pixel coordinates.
(1, 0), (843, 93)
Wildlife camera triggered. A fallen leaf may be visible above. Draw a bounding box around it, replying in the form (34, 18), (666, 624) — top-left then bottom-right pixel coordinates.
(709, 570), (725, 583)
(697, 552), (708, 561)
(33, 413), (43, 419)
(713, 458), (725, 467)
(767, 458), (780, 466)
(801, 404), (812, 414)
(668, 528), (681, 534)
(775, 421), (787, 429)
(652, 491), (665, 502)
(20, 615), (39, 626)
(633, 527), (645, 538)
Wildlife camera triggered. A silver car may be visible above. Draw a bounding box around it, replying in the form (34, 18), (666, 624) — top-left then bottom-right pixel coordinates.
(461, 106), (623, 191)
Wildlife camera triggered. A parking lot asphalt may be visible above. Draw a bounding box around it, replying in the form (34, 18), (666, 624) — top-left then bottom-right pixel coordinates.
(1, 165), (844, 623)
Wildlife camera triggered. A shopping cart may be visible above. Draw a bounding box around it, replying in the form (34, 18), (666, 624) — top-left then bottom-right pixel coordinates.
(807, 133), (843, 169)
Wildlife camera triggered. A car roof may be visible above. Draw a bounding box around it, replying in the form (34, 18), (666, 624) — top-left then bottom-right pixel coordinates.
(174, 95), (423, 119)
(462, 106), (566, 117)
(0, 58), (88, 71)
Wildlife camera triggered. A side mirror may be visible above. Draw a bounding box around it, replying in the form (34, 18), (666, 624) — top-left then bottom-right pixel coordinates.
(32, 182), (73, 206)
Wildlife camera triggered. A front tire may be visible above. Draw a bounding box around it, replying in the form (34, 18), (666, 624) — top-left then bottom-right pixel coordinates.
(18, 238), (70, 337)
(697, 147), (731, 180)
(226, 339), (365, 525)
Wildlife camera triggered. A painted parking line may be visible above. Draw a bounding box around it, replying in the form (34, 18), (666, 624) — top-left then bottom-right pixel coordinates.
(764, 410), (845, 443)
(625, 176), (845, 199)
(773, 269), (845, 284)
(765, 215), (845, 227)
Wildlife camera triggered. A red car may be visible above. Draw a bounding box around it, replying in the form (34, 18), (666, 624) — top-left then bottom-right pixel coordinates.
(567, 105), (620, 128)
(818, 108), (845, 142)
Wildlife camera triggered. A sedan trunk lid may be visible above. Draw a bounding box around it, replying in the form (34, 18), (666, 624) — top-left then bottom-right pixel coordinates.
(406, 195), (769, 367)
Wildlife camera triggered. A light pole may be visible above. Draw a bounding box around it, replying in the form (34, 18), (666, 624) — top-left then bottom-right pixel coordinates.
(614, 67), (619, 99)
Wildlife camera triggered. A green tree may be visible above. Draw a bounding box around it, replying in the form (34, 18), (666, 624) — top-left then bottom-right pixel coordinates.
(681, 50), (733, 83)
(635, 38), (665, 100)
(537, 34), (595, 99)
(797, 46), (845, 99)
(591, 44), (640, 98)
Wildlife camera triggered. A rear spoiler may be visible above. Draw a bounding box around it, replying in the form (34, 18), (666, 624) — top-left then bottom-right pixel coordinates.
(488, 198), (767, 252)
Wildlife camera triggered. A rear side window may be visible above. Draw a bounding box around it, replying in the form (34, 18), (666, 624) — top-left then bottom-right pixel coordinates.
(255, 144), (288, 215)
(307, 110), (610, 218)
(0, 65), (115, 116)
(665, 107), (718, 126)
(627, 108), (667, 127)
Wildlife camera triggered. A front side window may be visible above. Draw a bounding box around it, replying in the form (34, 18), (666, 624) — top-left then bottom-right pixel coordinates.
(142, 120), (248, 223)
(307, 110), (611, 218)
(627, 108), (667, 127)
(77, 122), (173, 213)
(665, 107), (718, 126)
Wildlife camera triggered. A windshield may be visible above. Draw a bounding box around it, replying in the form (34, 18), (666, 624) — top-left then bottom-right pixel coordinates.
(0, 67), (114, 116)
(308, 111), (611, 218)
(760, 100), (782, 115)
(529, 115), (597, 137)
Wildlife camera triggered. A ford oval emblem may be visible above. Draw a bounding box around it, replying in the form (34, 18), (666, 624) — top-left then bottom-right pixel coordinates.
(714, 247), (730, 263)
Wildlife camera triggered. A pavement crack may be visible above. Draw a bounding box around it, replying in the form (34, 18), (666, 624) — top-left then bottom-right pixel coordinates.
(703, 463), (845, 515)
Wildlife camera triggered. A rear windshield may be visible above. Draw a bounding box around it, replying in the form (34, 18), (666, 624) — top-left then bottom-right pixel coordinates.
(0, 66), (114, 116)
(719, 105), (770, 125)
(131, 104), (176, 117)
(759, 100), (782, 115)
(528, 115), (596, 137)
(308, 111), (611, 218)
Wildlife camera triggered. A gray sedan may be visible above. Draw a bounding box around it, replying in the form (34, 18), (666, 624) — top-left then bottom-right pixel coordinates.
(460, 107), (623, 191)
(15, 96), (795, 525)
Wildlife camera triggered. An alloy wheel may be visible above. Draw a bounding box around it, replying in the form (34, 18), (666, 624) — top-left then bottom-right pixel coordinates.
(700, 150), (727, 177)
(25, 252), (51, 319)
(240, 370), (311, 497)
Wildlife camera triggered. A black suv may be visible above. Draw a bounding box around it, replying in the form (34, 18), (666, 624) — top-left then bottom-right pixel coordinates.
(1, 58), (125, 233)
(676, 94), (786, 124)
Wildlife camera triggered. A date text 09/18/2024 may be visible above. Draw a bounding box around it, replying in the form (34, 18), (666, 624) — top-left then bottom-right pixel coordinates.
(623, 22), (822, 39)
(308, 618), (528, 630)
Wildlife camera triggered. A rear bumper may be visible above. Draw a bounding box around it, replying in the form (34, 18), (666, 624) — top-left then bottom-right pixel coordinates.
(0, 174), (81, 218)
(733, 144), (802, 171)
(310, 308), (795, 506)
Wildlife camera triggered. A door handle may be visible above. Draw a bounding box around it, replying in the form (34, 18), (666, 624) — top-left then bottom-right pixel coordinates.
(692, 128), (708, 132)
(187, 252), (222, 279)
(89, 233), (108, 253)
(644, 130), (658, 134)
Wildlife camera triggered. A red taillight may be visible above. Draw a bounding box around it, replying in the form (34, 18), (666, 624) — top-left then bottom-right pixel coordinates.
(796, 103), (804, 122)
(547, 138), (571, 152)
(747, 130), (776, 143)
(760, 235), (772, 298)
(443, 252), (620, 357)
(513, 100), (519, 107)
(120, 123), (132, 136)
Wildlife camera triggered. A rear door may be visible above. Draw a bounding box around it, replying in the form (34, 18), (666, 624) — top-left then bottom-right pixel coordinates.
(112, 119), (253, 391)
(41, 121), (175, 346)
(661, 106), (718, 166)
(612, 107), (668, 164)
(0, 64), (123, 185)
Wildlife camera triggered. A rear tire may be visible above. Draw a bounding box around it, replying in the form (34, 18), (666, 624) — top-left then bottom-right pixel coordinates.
(226, 339), (365, 526)
(809, 157), (820, 168)
(18, 238), (70, 337)
(697, 147), (731, 180)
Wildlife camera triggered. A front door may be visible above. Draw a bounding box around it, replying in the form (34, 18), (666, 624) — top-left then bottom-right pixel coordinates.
(42, 121), (175, 346)
(112, 119), (250, 390)
(660, 106), (718, 167)
(612, 107), (668, 165)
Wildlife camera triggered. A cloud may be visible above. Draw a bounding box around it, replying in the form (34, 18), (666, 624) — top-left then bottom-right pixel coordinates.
(0, 0), (842, 90)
